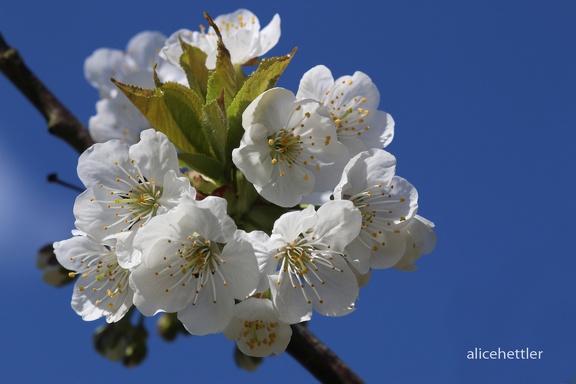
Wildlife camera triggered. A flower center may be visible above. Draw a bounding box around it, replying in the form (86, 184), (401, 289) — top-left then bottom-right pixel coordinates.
(241, 320), (279, 351)
(281, 237), (315, 275)
(92, 159), (164, 232)
(178, 234), (221, 277)
(331, 105), (371, 138)
(274, 235), (343, 305)
(157, 233), (227, 305)
(320, 90), (371, 139)
(69, 248), (129, 311)
(345, 183), (408, 251)
(268, 129), (302, 165)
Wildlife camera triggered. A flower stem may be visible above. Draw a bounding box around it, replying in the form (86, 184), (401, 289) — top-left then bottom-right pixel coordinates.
(287, 323), (365, 384)
(0, 33), (94, 154)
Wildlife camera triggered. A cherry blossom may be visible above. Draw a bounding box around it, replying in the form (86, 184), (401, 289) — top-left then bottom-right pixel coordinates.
(232, 87), (348, 207)
(260, 201), (361, 324)
(297, 65), (394, 156)
(53, 232), (133, 323)
(129, 196), (259, 335)
(161, 9), (281, 70)
(333, 148), (419, 272)
(73, 129), (194, 268)
(224, 297), (292, 357)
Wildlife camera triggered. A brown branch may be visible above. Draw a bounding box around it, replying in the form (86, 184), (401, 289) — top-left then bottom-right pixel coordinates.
(0, 32), (94, 154)
(287, 323), (365, 384)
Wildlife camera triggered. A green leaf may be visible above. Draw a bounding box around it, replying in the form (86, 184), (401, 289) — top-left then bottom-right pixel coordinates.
(204, 12), (237, 107)
(225, 48), (297, 162)
(179, 38), (209, 100)
(178, 153), (227, 184)
(113, 79), (211, 156)
(202, 90), (228, 164)
(239, 204), (287, 234)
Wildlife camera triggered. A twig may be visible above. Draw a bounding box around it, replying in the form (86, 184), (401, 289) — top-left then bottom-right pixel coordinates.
(0, 32), (94, 154)
(287, 323), (365, 384)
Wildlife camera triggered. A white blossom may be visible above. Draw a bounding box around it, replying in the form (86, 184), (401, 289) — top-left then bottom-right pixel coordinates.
(297, 65), (394, 156)
(260, 201), (361, 324)
(393, 215), (437, 271)
(85, 31), (186, 143)
(53, 232), (133, 323)
(232, 87), (349, 207)
(224, 297), (292, 357)
(161, 9), (281, 70)
(129, 196), (259, 336)
(73, 129), (194, 268)
(333, 149), (419, 272)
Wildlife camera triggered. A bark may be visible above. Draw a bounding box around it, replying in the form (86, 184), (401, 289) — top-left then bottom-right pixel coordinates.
(0, 33), (94, 154)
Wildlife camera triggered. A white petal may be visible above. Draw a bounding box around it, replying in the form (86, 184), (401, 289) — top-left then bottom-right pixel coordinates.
(334, 148), (397, 198)
(242, 230), (274, 293)
(218, 231), (259, 300)
(394, 215), (436, 271)
(177, 282), (235, 335)
(232, 123), (274, 187)
(256, 161), (314, 207)
(225, 298), (292, 357)
(232, 297), (278, 322)
(343, 236), (372, 274)
(312, 200), (361, 251)
(160, 28), (193, 67)
(77, 140), (130, 188)
(129, 129), (180, 178)
(129, 261), (191, 315)
(84, 48), (125, 98)
(88, 99), (149, 144)
(268, 273), (313, 324)
(368, 231), (407, 269)
(296, 65), (334, 101)
(308, 256), (358, 317)
(242, 88), (296, 131)
(256, 14), (281, 58)
(270, 205), (317, 244)
(125, 31), (166, 69)
(330, 71), (380, 111)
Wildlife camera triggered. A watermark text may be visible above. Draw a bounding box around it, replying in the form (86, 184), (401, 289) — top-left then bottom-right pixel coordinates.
(467, 348), (542, 360)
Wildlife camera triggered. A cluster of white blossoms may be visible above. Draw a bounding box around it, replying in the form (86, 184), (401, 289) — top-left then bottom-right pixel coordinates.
(55, 8), (436, 359)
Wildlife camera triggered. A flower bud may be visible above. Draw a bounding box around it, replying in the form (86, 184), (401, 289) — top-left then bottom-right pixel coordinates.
(156, 313), (189, 342)
(36, 244), (74, 287)
(234, 346), (263, 372)
(93, 322), (131, 362)
(93, 316), (148, 366)
(122, 323), (148, 367)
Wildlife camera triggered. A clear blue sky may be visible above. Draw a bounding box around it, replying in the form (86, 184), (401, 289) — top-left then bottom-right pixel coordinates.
(1, 1), (576, 383)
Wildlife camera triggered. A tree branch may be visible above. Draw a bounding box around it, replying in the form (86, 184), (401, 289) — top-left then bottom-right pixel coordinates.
(0, 32), (94, 154)
(287, 323), (365, 384)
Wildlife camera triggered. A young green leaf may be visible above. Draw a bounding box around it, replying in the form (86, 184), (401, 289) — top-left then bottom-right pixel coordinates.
(202, 89), (228, 164)
(225, 48), (297, 161)
(204, 12), (237, 107)
(112, 79), (210, 156)
(179, 38), (209, 100)
(178, 153), (227, 184)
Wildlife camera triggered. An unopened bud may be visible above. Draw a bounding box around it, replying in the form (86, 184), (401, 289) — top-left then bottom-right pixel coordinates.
(157, 313), (189, 342)
(36, 244), (74, 287)
(93, 322), (130, 362)
(123, 323), (148, 367)
(234, 346), (263, 372)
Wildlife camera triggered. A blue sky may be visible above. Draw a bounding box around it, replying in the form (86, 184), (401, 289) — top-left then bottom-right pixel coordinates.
(1, 1), (576, 383)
